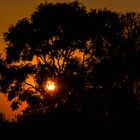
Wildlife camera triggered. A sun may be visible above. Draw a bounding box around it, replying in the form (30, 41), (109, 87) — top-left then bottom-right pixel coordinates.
(45, 80), (56, 91)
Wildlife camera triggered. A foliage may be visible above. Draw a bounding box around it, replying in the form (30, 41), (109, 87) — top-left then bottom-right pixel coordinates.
(0, 1), (140, 126)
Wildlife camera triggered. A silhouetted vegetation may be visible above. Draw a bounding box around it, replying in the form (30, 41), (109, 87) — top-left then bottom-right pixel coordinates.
(0, 1), (140, 139)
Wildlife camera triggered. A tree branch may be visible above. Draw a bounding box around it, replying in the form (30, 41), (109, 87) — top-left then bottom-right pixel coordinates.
(38, 55), (46, 64)
(23, 81), (41, 93)
(82, 53), (94, 65)
(57, 58), (61, 70)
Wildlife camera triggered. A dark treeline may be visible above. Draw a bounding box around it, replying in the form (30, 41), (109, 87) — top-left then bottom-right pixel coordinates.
(0, 1), (140, 139)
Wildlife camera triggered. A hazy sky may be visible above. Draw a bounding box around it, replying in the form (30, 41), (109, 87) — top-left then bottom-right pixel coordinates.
(0, 0), (140, 51)
(0, 0), (139, 119)
(0, 0), (140, 34)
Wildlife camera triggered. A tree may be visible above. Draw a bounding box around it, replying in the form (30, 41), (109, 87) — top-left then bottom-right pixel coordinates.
(91, 11), (140, 121)
(0, 1), (140, 124)
(1, 1), (90, 115)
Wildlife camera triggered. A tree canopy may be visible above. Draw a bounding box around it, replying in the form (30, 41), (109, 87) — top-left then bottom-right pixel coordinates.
(0, 1), (140, 124)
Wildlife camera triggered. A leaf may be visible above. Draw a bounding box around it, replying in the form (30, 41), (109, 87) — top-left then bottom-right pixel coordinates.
(8, 90), (17, 101)
(11, 101), (19, 111)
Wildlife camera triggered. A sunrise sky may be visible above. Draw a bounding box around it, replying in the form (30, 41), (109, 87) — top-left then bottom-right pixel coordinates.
(0, 0), (139, 120)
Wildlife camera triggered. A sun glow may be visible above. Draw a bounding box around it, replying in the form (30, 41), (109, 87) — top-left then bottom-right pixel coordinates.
(46, 80), (56, 91)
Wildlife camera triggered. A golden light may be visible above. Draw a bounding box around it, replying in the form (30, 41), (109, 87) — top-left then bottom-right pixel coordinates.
(45, 80), (56, 91)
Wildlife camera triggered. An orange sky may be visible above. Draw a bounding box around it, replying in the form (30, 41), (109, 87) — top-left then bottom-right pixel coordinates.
(0, 0), (140, 120)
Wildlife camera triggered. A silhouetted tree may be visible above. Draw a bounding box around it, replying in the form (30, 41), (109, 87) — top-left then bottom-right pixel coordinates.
(1, 1), (90, 116)
(91, 11), (140, 121)
(0, 1), (140, 130)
